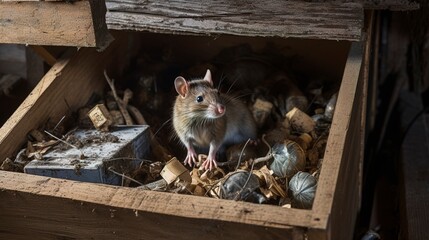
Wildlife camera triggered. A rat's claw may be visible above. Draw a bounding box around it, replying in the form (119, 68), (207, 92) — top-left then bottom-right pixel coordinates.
(202, 156), (218, 170)
(184, 149), (197, 167)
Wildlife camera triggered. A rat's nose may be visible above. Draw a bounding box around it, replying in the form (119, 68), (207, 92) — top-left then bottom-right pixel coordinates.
(216, 104), (225, 115)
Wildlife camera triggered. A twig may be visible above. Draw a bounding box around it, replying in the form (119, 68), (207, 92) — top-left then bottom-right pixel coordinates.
(107, 167), (144, 186)
(44, 130), (79, 150)
(235, 138), (251, 171)
(252, 134), (273, 164)
(104, 70), (134, 125)
(44, 130), (85, 157)
(52, 115), (66, 133)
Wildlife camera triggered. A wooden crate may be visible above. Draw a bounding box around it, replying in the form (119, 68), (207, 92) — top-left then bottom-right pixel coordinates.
(0, 0), (384, 238)
(0, 28), (367, 239)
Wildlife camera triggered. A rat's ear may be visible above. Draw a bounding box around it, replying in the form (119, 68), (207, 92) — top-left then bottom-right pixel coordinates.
(174, 76), (189, 98)
(203, 69), (213, 87)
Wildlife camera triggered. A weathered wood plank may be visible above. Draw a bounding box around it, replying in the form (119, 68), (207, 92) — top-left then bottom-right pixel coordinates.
(105, 0), (363, 41)
(310, 42), (363, 236)
(0, 171), (307, 240)
(0, 0), (113, 48)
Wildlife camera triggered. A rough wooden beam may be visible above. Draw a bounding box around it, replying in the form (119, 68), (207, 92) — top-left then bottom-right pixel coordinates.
(105, 0), (363, 41)
(0, 0), (113, 49)
(0, 171), (306, 240)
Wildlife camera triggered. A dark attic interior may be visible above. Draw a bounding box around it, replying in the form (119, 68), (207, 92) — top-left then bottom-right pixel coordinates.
(0, 1), (428, 240)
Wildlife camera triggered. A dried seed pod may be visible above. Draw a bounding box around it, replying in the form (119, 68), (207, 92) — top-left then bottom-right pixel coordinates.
(220, 171), (267, 204)
(324, 93), (338, 121)
(289, 171), (317, 209)
(270, 140), (306, 178)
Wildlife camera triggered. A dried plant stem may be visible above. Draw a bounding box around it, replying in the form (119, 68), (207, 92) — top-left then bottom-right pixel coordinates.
(44, 130), (84, 157)
(107, 167), (144, 186)
(104, 70), (134, 125)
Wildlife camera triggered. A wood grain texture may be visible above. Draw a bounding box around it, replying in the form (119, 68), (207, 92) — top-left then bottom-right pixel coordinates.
(310, 42), (363, 239)
(0, 0), (112, 48)
(105, 0), (363, 41)
(0, 171), (307, 240)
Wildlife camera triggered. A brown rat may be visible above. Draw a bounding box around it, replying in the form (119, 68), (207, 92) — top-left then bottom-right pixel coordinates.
(173, 69), (257, 170)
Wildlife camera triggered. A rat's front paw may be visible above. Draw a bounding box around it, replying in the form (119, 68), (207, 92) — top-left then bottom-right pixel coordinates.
(184, 149), (197, 167)
(201, 156), (218, 170)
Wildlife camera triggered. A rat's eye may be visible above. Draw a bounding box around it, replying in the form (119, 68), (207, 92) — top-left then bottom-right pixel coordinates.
(196, 96), (204, 103)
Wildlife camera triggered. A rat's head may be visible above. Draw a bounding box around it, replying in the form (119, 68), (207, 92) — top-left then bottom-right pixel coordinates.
(175, 69), (226, 119)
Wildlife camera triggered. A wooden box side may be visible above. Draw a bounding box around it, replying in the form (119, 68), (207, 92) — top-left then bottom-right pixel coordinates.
(308, 42), (364, 239)
(0, 171), (309, 240)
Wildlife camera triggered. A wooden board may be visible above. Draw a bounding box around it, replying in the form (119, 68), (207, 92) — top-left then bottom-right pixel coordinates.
(105, 0), (364, 41)
(0, 171), (307, 240)
(0, 0), (113, 49)
(309, 42), (364, 239)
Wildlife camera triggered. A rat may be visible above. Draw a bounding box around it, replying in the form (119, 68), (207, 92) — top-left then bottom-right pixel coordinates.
(173, 69), (257, 170)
